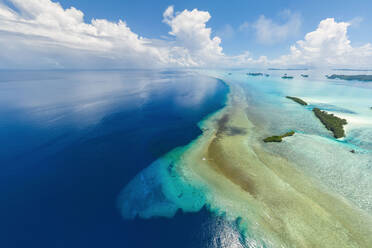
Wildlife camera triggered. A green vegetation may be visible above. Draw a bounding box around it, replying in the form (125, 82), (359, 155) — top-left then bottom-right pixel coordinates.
(301, 74), (309, 78)
(263, 131), (295, 143)
(247, 72), (263, 76)
(286, 96), (308, 106)
(282, 74), (294, 79)
(326, 74), (372, 81)
(265, 74), (270, 77)
(312, 108), (347, 138)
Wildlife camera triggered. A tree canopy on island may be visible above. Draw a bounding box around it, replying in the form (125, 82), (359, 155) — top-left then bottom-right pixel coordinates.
(312, 108), (347, 138)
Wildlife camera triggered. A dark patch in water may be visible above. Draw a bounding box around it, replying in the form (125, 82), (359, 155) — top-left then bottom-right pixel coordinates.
(208, 115), (257, 197)
(216, 114), (246, 136)
(224, 126), (247, 136)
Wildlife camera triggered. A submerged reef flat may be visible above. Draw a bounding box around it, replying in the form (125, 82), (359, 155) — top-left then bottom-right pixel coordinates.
(120, 79), (372, 248)
(263, 131), (295, 143)
(187, 84), (372, 247)
(327, 74), (372, 81)
(286, 96), (308, 106)
(313, 108), (347, 138)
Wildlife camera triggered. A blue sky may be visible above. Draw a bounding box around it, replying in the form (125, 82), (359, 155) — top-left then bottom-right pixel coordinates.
(1, 0), (372, 68)
(57, 0), (372, 58)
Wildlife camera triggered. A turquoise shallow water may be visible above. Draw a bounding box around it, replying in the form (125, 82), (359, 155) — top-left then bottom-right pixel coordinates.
(228, 71), (372, 213)
(119, 145), (207, 219)
(215, 70), (372, 213)
(120, 69), (372, 247)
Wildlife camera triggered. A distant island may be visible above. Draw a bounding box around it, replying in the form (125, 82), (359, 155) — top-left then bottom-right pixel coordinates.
(268, 68), (309, 71)
(301, 74), (309, 78)
(263, 131), (295, 143)
(326, 74), (372, 81)
(286, 96), (308, 106)
(333, 69), (372, 72)
(282, 74), (294, 79)
(247, 72), (263, 76)
(265, 74), (270, 77)
(312, 108), (347, 138)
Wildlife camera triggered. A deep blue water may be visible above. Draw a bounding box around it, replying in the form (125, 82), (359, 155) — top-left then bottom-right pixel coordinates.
(0, 70), (229, 248)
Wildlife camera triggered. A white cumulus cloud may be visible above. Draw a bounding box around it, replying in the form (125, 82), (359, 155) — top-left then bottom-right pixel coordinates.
(253, 10), (302, 44)
(162, 6), (224, 66)
(0, 1), (226, 68)
(277, 18), (372, 68)
(0, 0), (172, 68)
(0, 1), (371, 69)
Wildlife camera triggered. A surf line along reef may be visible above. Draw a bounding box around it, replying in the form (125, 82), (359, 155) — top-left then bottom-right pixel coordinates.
(119, 79), (372, 247)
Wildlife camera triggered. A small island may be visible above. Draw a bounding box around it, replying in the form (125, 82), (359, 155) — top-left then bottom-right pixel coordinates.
(265, 74), (270, 77)
(268, 68), (308, 71)
(286, 96), (308, 106)
(263, 131), (295, 143)
(301, 74), (309, 78)
(312, 108), (347, 138)
(326, 74), (372, 82)
(282, 74), (294, 79)
(247, 72), (263, 76)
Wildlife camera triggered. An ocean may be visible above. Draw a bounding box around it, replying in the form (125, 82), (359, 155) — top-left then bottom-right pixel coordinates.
(2, 68), (372, 247)
(0, 69), (229, 248)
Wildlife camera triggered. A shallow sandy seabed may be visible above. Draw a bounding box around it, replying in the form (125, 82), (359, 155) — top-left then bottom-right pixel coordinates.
(120, 78), (372, 248)
(176, 82), (372, 247)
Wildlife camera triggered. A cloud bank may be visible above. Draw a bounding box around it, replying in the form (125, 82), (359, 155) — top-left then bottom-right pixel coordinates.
(0, 0), (167, 68)
(0, 0), (371, 69)
(0, 0), (223, 68)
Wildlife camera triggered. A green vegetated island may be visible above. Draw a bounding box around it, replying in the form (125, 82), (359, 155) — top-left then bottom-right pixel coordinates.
(286, 96), (308, 106)
(334, 69), (372, 72)
(326, 74), (372, 82)
(285, 96), (347, 138)
(263, 131), (295, 143)
(247, 72), (270, 77)
(282, 74), (294, 79)
(247, 72), (263, 76)
(264, 96), (348, 143)
(268, 68), (309, 71)
(312, 108), (347, 138)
